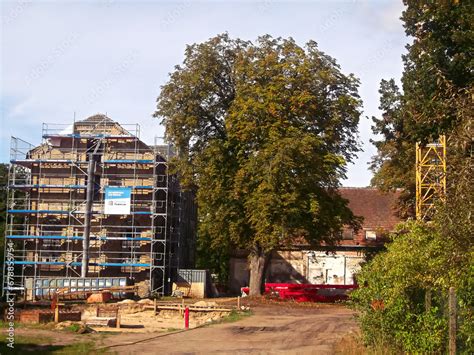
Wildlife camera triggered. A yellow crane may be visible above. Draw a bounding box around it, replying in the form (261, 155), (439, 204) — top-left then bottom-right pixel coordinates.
(415, 135), (447, 221)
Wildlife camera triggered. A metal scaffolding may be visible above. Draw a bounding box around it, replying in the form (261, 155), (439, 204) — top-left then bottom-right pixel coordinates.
(2, 115), (183, 297)
(416, 135), (447, 221)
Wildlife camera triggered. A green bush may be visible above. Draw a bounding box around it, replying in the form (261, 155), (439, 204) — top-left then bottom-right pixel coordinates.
(351, 221), (473, 353)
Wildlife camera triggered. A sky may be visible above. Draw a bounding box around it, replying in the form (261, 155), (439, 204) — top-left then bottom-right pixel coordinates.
(0, 0), (408, 186)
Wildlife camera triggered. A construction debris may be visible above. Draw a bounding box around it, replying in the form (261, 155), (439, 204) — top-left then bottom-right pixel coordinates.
(87, 292), (112, 303)
(85, 317), (117, 327)
(13, 308), (81, 324)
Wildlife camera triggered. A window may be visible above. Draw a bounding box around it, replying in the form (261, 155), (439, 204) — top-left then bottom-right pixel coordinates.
(365, 230), (377, 240)
(342, 229), (354, 240)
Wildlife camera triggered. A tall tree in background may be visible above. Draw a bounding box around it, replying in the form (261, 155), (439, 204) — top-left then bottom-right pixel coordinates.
(370, 1), (472, 216)
(155, 34), (362, 295)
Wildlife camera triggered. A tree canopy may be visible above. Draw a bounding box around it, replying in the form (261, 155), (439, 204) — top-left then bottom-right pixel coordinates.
(155, 34), (362, 292)
(370, 1), (473, 216)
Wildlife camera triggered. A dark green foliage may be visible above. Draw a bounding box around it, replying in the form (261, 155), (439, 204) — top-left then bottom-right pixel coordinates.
(370, 1), (473, 216)
(401, 1), (473, 142)
(155, 34), (362, 283)
(355, 103), (473, 352)
(351, 219), (473, 353)
(370, 79), (415, 218)
(359, 85), (473, 351)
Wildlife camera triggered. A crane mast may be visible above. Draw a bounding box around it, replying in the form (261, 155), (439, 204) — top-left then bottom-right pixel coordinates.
(415, 135), (447, 221)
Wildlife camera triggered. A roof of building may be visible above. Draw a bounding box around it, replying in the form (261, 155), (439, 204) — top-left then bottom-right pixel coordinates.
(340, 187), (401, 231)
(73, 114), (131, 137)
(75, 113), (115, 125)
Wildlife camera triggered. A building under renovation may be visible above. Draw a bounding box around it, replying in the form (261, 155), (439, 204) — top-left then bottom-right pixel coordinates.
(3, 114), (196, 298)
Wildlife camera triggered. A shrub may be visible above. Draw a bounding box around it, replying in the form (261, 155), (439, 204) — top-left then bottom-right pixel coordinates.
(351, 221), (473, 353)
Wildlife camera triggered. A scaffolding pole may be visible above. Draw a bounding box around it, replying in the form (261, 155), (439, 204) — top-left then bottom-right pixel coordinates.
(81, 141), (100, 277)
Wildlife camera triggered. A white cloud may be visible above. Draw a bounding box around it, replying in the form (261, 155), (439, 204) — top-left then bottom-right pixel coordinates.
(8, 95), (34, 117)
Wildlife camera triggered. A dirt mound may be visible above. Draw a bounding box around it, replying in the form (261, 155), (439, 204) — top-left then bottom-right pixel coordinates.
(137, 299), (154, 305)
(193, 300), (218, 307)
(120, 304), (144, 314)
(118, 299), (136, 304)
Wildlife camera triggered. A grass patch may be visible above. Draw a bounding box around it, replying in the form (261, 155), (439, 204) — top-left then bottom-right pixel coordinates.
(0, 333), (109, 354)
(0, 319), (21, 328)
(222, 310), (252, 323)
(62, 323), (81, 333)
(205, 309), (253, 327)
(0, 334), (52, 354)
(0, 320), (56, 330)
(54, 341), (109, 354)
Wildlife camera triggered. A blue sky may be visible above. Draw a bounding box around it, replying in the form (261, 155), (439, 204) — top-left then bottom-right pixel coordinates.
(0, 0), (407, 186)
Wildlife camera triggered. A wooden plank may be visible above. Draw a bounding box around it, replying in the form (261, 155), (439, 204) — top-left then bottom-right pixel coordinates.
(148, 305), (233, 312)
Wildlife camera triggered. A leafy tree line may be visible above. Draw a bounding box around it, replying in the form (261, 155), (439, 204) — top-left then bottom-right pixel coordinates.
(352, 1), (473, 353)
(155, 34), (362, 295)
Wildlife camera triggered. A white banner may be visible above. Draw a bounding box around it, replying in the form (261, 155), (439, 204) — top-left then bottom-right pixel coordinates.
(104, 187), (131, 215)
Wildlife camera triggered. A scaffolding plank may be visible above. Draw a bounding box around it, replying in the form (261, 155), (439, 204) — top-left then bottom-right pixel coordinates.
(6, 235), (82, 240)
(6, 209), (154, 215)
(12, 261), (151, 267)
(102, 159), (154, 164)
(9, 184), (87, 189)
(6, 235), (153, 241)
(8, 209), (70, 214)
(43, 133), (136, 140)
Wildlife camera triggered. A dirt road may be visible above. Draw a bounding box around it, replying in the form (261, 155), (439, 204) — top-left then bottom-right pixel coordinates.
(103, 303), (358, 354)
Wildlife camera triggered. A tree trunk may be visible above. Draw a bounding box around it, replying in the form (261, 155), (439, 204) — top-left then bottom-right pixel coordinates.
(248, 247), (270, 297)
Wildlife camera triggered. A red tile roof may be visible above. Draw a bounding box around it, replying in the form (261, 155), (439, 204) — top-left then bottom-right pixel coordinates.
(340, 187), (401, 231)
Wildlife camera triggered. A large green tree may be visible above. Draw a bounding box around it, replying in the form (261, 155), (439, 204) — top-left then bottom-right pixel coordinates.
(370, 1), (473, 216)
(155, 34), (362, 295)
